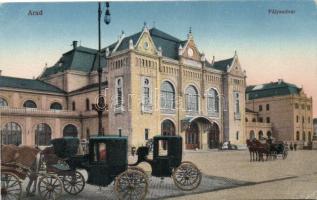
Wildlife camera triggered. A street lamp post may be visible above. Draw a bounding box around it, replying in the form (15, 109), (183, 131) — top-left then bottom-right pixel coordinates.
(96, 2), (111, 136)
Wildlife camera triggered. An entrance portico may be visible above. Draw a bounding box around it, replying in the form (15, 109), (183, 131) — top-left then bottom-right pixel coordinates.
(182, 116), (221, 150)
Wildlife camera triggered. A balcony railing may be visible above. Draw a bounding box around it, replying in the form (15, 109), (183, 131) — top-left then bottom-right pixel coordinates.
(0, 107), (106, 117)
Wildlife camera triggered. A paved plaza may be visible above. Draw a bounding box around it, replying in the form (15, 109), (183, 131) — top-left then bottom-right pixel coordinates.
(21, 150), (317, 199)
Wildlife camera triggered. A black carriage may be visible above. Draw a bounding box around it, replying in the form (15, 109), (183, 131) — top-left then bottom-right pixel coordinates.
(46, 136), (148, 200)
(1, 135), (201, 200)
(130, 135), (202, 191)
(269, 141), (288, 159)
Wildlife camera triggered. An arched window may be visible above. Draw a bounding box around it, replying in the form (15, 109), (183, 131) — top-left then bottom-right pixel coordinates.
(142, 77), (152, 111)
(296, 131), (300, 141)
(35, 123), (51, 146)
(245, 118), (248, 122)
(115, 77), (123, 108)
(259, 131), (264, 139)
(234, 92), (240, 114)
(185, 85), (198, 112)
(86, 98), (90, 111)
(63, 124), (78, 137)
(50, 102), (62, 110)
(160, 81), (175, 109)
(23, 100), (37, 108)
(1, 122), (22, 145)
(252, 118), (256, 122)
(0, 97), (8, 107)
(161, 119), (175, 136)
(207, 88), (219, 113)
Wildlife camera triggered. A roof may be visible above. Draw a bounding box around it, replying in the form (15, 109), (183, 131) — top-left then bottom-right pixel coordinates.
(0, 76), (66, 94)
(41, 46), (105, 78)
(212, 57), (234, 71)
(114, 28), (183, 59)
(246, 80), (301, 100)
(41, 27), (236, 78)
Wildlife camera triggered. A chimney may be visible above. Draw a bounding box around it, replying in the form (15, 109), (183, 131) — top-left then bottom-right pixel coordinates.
(278, 79), (283, 84)
(72, 41), (78, 49)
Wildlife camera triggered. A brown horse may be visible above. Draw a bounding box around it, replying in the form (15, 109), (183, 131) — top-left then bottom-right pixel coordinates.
(1, 144), (41, 196)
(246, 139), (258, 161)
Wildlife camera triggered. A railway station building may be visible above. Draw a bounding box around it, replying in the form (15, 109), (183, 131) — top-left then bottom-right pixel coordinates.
(0, 26), (248, 149)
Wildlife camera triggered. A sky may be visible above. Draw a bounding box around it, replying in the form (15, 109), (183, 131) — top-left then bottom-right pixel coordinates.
(0, 1), (316, 117)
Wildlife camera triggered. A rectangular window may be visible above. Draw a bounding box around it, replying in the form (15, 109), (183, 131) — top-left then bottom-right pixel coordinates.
(259, 105), (262, 111)
(296, 116), (299, 123)
(266, 104), (270, 111)
(266, 117), (270, 123)
(236, 131), (239, 140)
(145, 129), (149, 140)
(259, 117), (263, 123)
(118, 128), (122, 137)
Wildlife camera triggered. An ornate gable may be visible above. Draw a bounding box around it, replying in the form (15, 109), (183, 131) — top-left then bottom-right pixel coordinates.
(135, 27), (157, 55)
(228, 54), (245, 77)
(181, 37), (201, 61)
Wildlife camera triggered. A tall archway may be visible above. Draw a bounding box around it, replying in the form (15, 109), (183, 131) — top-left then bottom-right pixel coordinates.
(249, 130), (255, 139)
(267, 131), (272, 138)
(1, 122), (22, 145)
(208, 123), (220, 149)
(63, 124), (78, 137)
(35, 123), (52, 146)
(259, 130), (264, 139)
(186, 121), (199, 149)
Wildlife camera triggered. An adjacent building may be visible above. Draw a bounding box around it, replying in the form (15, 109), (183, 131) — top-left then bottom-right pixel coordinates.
(0, 26), (247, 149)
(246, 80), (314, 148)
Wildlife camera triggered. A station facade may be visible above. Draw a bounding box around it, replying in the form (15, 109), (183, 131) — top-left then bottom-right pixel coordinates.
(0, 26), (247, 149)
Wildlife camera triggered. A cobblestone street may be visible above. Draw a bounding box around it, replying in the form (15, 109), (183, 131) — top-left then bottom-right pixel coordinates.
(22, 150), (317, 199)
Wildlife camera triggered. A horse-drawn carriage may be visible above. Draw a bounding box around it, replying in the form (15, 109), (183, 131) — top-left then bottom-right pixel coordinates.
(246, 138), (288, 162)
(1, 135), (201, 200)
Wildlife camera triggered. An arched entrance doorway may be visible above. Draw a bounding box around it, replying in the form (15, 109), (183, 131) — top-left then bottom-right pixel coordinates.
(186, 121), (199, 149)
(249, 130), (255, 139)
(63, 124), (78, 137)
(208, 123), (220, 149)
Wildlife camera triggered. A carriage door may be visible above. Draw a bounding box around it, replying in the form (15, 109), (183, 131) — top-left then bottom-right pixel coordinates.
(161, 120), (175, 150)
(186, 122), (199, 149)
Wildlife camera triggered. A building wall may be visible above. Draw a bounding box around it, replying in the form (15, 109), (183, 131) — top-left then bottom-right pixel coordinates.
(246, 93), (313, 147)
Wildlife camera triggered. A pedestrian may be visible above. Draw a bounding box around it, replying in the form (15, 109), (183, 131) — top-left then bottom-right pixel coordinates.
(294, 143), (297, 151)
(290, 142), (293, 151)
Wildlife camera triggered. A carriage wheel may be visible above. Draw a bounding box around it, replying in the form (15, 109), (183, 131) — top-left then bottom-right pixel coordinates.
(1, 172), (22, 200)
(172, 161), (202, 191)
(128, 166), (149, 181)
(115, 169), (148, 200)
(62, 171), (85, 195)
(38, 174), (63, 200)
